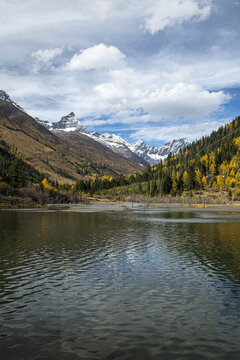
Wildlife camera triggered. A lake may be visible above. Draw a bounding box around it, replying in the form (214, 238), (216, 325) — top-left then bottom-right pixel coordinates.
(0, 208), (240, 359)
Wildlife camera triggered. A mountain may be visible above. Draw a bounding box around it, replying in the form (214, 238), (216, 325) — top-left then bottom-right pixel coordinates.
(36, 113), (147, 165)
(91, 132), (148, 166)
(90, 133), (188, 166)
(28, 97), (187, 165)
(35, 112), (89, 134)
(0, 99), (143, 183)
(36, 114), (187, 166)
(94, 116), (240, 199)
(0, 139), (44, 187)
(35, 117), (52, 130)
(0, 90), (25, 112)
(129, 138), (189, 166)
(52, 112), (90, 134)
(1, 90), (188, 170)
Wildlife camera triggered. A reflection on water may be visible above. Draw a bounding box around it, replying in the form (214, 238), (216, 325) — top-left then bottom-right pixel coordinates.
(0, 209), (240, 360)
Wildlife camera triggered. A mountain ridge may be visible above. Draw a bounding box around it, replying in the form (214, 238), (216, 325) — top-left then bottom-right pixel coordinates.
(0, 90), (189, 167)
(0, 90), (25, 112)
(35, 111), (189, 165)
(0, 99), (143, 183)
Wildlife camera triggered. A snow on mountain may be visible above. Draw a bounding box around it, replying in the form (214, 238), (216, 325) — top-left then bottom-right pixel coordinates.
(91, 132), (148, 166)
(35, 117), (52, 130)
(1, 89), (188, 166)
(52, 112), (90, 134)
(35, 112), (90, 134)
(0, 90), (25, 112)
(91, 132), (130, 153)
(90, 133), (188, 166)
(129, 138), (189, 165)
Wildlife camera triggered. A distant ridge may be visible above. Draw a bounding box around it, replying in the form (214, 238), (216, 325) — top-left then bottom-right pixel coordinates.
(1, 90), (189, 167)
(37, 116), (189, 165)
(0, 98), (143, 183)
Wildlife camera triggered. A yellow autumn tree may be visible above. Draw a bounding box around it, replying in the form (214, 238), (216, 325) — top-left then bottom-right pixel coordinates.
(195, 168), (202, 186)
(209, 162), (216, 175)
(234, 136), (240, 149)
(235, 171), (240, 185)
(202, 175), (207, 188)
(42, 178), (53, 191)
(200, 154), (209, 171)
(171, 170), (177, 193)
(220, 161), (229, 176)
(230, 169), (235, 177)
(212, 181), (218, 190)
(230, 158), (237, 169)
(182, 171), (189, 190)
(225, 176), (232, 186)
(216, 175), (224, 189)
(176, 171), (181, 183)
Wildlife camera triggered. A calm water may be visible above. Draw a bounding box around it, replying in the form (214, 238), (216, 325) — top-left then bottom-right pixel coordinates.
(0, 208), (240, 360)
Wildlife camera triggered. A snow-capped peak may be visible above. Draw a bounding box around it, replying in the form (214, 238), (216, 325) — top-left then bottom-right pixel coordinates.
(0, 90), (25, 112)
(92, 132), (129, 146)
(53, 112), (89, 133)
(129, 138), (189, 165)
(90, 132), (188, 166)
(1, 89), (188, 166)
(130, 140), (145, 151)
(90, 132), (148, 166)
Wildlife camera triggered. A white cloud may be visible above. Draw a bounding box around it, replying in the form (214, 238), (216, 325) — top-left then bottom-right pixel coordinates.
(0, 1), (238, 144)
(145, 0), (212, 34)
(31, 47), (63, 73)
(32, 48), (63, 63)
(65, 43), (126, 71)
(138, 82), (229, 119)
(1, 48), (230, 130)
(130, 119), (230, 142)
(94, 67), (229, 121)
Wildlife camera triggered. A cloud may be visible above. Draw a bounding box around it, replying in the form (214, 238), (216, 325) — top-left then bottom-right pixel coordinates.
(1, 45), (231, 131)
(138, 83), (229, 119)
(94, 67), (230, 121)
(130, 119), (230, 142)
(31, 47), (63, 73)
(32, 48), (63, 63)
(0, 0), (239, 145)
(65, 43), (126, 71)
(145, 0), (212, 34)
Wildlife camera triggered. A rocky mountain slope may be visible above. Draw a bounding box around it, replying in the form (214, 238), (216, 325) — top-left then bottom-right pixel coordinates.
(0, 90), (25, 112)
(129, 138), (189, 166)
(37, 113), (188, 165)
(0, 99), (143, 183)
(40, 112), (90, 134)
(91, 132), (148, 166)
(1, 90), (189, 169)
(34, 113), (148, 166)
(89, 133), (188, 166)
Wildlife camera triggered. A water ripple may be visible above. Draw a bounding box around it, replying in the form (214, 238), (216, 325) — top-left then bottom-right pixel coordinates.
(0, 210), (240, 359)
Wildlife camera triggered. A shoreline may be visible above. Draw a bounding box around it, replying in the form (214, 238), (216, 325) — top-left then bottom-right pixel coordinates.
(2, 202), (240, 212)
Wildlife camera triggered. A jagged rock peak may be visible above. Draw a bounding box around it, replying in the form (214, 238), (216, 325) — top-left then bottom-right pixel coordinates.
(35, 117), (52, 130)
(129, 138), (189, 166)
(90, 132), (148, 166)
(0, 90), (25, 112)
(53, 112), (89, 134)
(0, 90), (11, 101)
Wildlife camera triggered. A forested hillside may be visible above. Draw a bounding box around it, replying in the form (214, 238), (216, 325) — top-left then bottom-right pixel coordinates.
(0, 140), (43, 186)
(2, 111), (240, 205)
(0, 99), (142, 206)
(73, 116), (240, 200)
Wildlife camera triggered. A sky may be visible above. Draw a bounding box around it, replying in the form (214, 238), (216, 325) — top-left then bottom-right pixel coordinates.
(0, 0), (240, 146)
